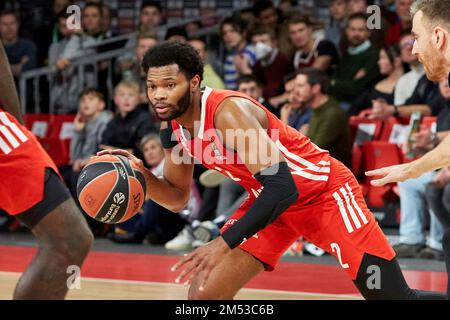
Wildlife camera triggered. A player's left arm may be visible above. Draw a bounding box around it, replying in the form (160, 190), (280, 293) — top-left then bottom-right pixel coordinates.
(172, 97), (299, 288)
(0, 42), (23, 124)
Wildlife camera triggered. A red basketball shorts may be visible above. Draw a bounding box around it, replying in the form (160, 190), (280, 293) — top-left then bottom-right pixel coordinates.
(220, 158), (395, 280)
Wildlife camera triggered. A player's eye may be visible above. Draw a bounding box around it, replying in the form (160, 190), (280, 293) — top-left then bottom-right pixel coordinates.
(168, 83), (176, 89)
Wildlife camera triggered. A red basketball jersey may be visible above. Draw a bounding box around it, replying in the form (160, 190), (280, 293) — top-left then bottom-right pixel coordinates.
(0, 108), (58, 214)
(171, 87), (332, 207)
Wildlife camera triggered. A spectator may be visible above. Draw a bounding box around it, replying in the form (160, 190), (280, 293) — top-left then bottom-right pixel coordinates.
(296, 68), (351, 168)
(328, 13), (382, 112)
(385, 0), (414, 46)
(249, 24), (293, 100)
(0, 10), (37, 80)
(100, 80), (158, 160)
(350, 44), (404, 116)
(279, 72), (313, 132)
(237, 75), (277, 116)
(54, 2), (106, 112)
(188, 37), (225, 89)
(110, 134), (187, 244)
(70, 88), (112, 191)
(102, 3), (118, 38)
(394, 33), (425, 105)
(325, 0), (348, 50)
(138, 0), (163, 32)
(165, 26), (188, 43)
(220, 17), (256, 90)
(287, 14), (338, 73)
(424, 78), (450, 231)
(394, 78), (450, 260)
(184, 21), (202, 36)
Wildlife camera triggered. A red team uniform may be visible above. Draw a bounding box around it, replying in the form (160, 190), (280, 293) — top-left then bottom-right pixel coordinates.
(171, 87), (395, 280)
(0, 108), (59, 215)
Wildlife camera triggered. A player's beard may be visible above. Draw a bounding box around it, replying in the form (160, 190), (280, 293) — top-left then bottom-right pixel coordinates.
(149, 88), (191, 121)
(420, 41), (450, 82)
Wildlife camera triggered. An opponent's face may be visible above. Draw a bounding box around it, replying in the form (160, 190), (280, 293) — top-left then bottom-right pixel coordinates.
(378, 49), (394, 75)
(289, 23), (313, 50)
(79, 94), (104, 118)
(412, 11), (450, 82)
(346, 18), (370, 47)
(294, 74), (314, 105)
(82, 6), (102, 34)
(114, 87), (140, 115)
(439, 77), (450, 100)
(238, 81), (262, 100)
(147, 64), (196, 121)
(136, 38), (157, 63)
(140, 7), (162, 29)
(222, 24), (243, 50)
(143, 139), (164, 167)
(330, 0), (347, 21)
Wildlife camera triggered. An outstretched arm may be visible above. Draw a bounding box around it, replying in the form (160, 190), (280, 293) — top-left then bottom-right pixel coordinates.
(0, 42), (23, 123)
(366, 133), (450, 186)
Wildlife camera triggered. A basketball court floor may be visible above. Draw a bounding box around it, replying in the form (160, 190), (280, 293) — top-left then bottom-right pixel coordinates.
(0, 231), (446, 300)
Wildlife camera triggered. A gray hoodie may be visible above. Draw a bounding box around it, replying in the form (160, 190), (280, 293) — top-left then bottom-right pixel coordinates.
(70, 110), (113, 162)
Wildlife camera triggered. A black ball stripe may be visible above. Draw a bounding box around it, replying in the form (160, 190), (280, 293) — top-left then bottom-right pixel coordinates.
(76, 162), (116, 198)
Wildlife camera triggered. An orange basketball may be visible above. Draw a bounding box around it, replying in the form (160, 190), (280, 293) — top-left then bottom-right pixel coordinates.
(76, 154), (146, 224)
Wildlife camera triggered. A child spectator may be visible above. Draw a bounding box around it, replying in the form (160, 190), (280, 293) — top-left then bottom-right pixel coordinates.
(100, 80), (158, 159)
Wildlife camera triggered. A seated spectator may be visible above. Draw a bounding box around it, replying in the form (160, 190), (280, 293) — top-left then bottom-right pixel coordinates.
(385, 0), (414, 46)
(237, 75), (277, 116)
(0, 10), (37, 81)
(328, 13), (382, 112)
(295, 68), (351, 168)
(165, 26), (188, 43)
(220, 17), (256, 90)
(370, 73), (444, 120)
(188, 37), (225, 89)
(424, 78), (450, 231)
(248, 24), (293, 100)
(184, 21), (202, 36)
(70, 88), (112, 182)
(350, 45), (404, 116)
(54, 2), (107, 113)
(110, 134), (187, 244)
(324, 0), (348, 50)
(287, 14), (339, 73)
(394, 33), (425, 105)
(394, 78), (450, 260)
(279, 72), (313, 132)
(100, 80), (158, 160)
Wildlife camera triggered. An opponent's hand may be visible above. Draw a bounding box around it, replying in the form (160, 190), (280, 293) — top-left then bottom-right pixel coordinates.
(365, 163), (417, 186)
(171, 236), (231, 290)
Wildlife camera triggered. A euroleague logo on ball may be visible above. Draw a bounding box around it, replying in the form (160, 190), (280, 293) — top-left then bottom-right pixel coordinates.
(113, 192), (126, 205)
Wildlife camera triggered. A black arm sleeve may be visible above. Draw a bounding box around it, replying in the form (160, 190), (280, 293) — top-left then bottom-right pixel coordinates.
(221, 162), (299, 249)
(160, 121), (179, 149)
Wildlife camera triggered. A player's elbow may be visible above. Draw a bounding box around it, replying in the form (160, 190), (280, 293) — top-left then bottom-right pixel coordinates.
(168, 194), (190, 213)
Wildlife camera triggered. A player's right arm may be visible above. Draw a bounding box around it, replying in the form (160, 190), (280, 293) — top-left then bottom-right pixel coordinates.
(0, 42), (23, 124)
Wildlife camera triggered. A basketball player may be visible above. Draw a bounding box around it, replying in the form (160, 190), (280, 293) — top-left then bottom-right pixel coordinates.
(99, 41), (446, 299)
(365, 0), (450, 297)
(0, 42), (93, 299)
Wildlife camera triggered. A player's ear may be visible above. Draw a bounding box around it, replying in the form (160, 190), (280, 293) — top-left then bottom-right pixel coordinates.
(190, 75), (201, 92)
(432, 26), (446, 50)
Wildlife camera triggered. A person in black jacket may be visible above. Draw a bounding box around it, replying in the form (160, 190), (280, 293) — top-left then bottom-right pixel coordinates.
(100, 80), (157, 159)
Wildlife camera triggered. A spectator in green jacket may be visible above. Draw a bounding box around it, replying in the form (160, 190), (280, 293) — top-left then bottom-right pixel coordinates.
(329, 13), (382, 113)
(295, 68), (351, 168)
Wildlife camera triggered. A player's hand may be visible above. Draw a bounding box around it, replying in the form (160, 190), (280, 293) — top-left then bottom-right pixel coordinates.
(96, 148), (144, 171)
(171, 236), (231, 290)
(365, 163), (417, 186)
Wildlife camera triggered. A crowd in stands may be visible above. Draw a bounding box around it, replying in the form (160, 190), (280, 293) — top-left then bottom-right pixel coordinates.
(2, 0), (450, 261)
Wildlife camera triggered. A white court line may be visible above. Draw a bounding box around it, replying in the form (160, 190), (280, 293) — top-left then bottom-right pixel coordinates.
(0, 271), (361, 300)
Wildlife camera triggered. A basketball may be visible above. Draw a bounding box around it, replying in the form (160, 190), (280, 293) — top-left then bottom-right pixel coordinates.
(76, 154), (147, 224)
